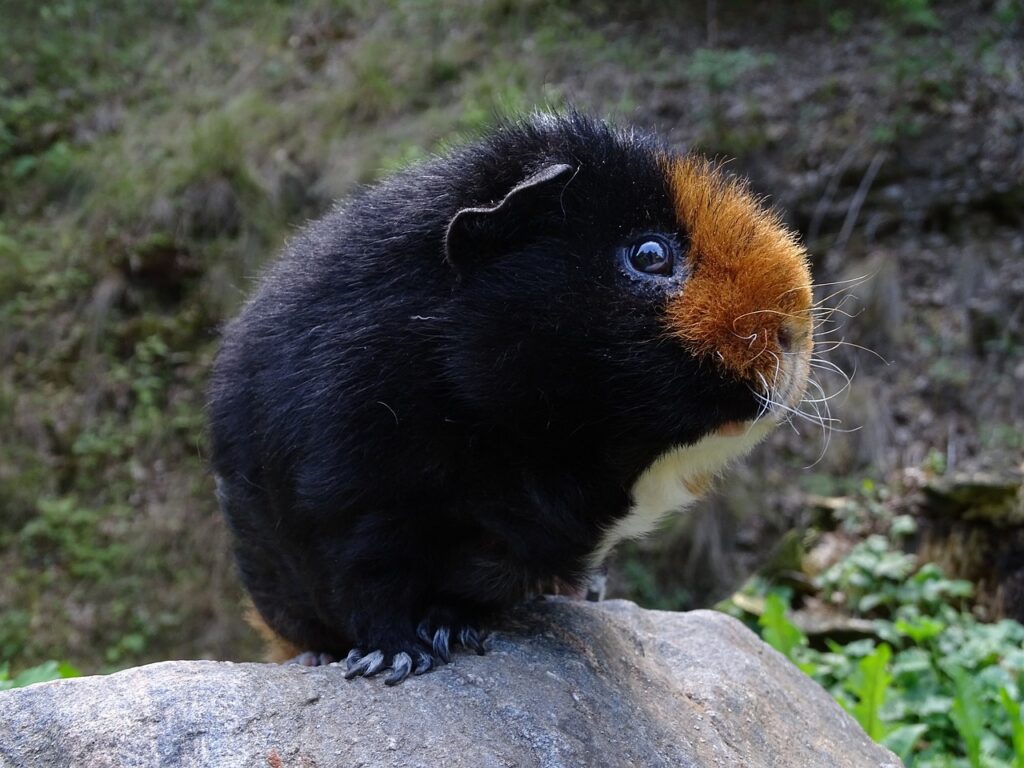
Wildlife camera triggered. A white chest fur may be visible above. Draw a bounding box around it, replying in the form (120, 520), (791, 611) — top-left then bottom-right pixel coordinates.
(589, 420), (775, 568)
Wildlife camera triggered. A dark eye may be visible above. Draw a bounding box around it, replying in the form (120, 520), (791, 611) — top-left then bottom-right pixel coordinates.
(627, 238), (673, 276)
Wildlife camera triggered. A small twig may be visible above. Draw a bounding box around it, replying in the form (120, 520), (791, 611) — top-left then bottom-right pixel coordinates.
(807, 142), (860, 246)
(946, 420), (957, 474)
(830, 150), (885, 264)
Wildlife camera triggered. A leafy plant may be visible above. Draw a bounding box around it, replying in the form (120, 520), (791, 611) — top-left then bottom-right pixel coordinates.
(0, 660), (80, 691)
(740, 533), (1024, 767)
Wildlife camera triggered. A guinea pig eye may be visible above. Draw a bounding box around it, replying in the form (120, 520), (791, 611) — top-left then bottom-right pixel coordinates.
(627, 238), (673, 276)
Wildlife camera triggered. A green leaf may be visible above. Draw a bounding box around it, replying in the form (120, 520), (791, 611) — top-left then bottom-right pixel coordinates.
(1000, 688), (1024, 768)
(894, 615), (946, 644)
(11, 154), (38, 179)
(0, 659), (79, 691)
(57, 661), (81, 679)
(950, 669), (987, 768)
(758, 593), (806, 661)
(917, 694), (955, 717)
(889, 515), (917, 537)
(891, 647), (932, 676)
(883, 723), (928, 762)
(844, 643), (893, 741)
(6, 660), (62, 689)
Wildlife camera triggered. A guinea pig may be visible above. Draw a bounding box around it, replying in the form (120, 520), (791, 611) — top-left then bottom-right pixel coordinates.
(207, 111), (814, 685)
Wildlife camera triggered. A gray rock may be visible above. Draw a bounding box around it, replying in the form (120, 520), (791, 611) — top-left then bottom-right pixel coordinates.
(0, 600), (901, 768)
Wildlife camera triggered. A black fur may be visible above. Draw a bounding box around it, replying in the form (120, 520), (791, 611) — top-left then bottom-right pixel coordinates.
(208, 112), (760, 682)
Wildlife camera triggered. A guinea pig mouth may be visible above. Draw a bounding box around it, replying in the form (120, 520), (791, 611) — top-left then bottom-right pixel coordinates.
(747, 334), (813, 423)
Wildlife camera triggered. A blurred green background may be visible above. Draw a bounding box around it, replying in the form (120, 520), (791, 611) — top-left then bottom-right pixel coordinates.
(2, 0), (1023, 763)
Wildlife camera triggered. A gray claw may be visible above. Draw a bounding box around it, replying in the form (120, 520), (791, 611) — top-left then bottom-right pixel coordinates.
(413, 650), (433, 675)
(344, 648), (363, 673)
(362, 650), (387, 677)
(384, 652), (413, 686)
(459, 627), (485, 655)
(344, 649), (385, 679)
(432, 626), (451, 664)
(416, 620), (433, 646)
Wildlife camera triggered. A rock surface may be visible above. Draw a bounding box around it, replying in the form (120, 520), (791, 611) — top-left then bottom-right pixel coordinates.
(0, 600), (901, 768)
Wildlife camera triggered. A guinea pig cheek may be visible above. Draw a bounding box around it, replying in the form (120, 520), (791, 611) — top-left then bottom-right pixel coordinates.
(667, 263), (813, 416)
(662, 157), (814, 418)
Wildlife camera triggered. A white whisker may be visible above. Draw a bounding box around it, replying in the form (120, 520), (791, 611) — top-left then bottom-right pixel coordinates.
(813, 324), (848, 338)
(814, 305), (862, 321)
(811, 273), (875, 307)
(808, 358), (854, 393)
(801, 374), (848, 405)
(813, 339), (890, 363)
(774, 274), (870, 304)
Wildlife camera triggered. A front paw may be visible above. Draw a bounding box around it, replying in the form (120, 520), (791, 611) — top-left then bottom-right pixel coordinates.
(416, 619), (486, 663)
(343, 614), (488, 686)
(343, 647), (434, 686)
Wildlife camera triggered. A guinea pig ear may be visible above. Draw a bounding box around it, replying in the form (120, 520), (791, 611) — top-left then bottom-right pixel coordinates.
(444, 163), (575, 271)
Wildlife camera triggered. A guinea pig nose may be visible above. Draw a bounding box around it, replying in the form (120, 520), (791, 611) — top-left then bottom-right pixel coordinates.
(776, 324), (794, 354)
(775, 320), (809, 354)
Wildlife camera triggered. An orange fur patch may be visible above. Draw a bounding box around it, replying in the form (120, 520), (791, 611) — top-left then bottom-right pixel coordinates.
(663, 157), (813, 387)
(683, 471), (715, 497)
(244, 600), (302, 663)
